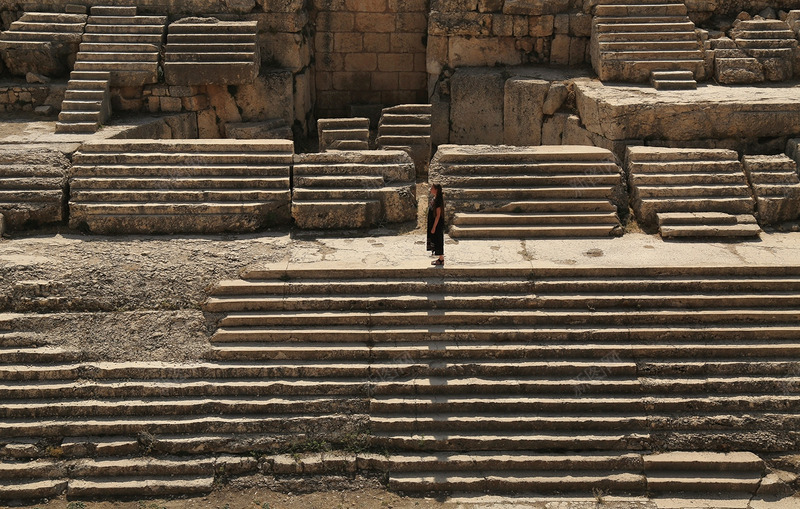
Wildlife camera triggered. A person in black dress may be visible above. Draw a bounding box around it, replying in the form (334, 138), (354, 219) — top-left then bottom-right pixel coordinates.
(427, 184), (444, 266)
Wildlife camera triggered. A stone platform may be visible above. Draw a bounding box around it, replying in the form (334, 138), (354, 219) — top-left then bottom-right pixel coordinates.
(575, 80), (800, 142)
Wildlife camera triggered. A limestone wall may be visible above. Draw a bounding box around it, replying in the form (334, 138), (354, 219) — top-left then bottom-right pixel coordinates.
(311, 0), (428, 118)
(0, 81), (64, 113)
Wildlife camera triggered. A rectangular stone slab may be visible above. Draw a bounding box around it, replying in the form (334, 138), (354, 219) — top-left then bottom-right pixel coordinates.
(575, 79), (800, 141)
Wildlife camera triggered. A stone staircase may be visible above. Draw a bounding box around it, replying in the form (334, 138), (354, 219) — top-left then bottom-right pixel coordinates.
(429, 145), (625, 238)
(55, 70), (111, 134)
(2, 266), (800, 501)
(0, 11), (86, 77)
(291, 150), (417, 229)
(0, 146), (70, 230)
(74, 6), (166, 87)
(68, 139), (293, 234)
(377, 104), (432, 178)
(713, 20), (798, 84)
(317, 118), (370, 151)
(164, 19), (259, 86)
(627, 146), (760, 238)
(590, 0), (704, 84)
(742, 154), (800, 226)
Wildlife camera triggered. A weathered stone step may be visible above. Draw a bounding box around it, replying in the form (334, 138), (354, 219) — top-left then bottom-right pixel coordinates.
(380, 451), (643, 472)
(71, 164), (291, 177)
(434, 145), (614, 164)
(635, 184), (751, 198)
(84, 24), (166, 34)
(64, 90), (107, 101)
(18, 13), (87, 24)
(0, 347), (78, 364)
(646, 472), (762, 493)
(373, 432), (648, 451)
(371, 415), (647, 433)
(0, 190), (63, 202)
(64, 79), (108, 91)
(88, 15), (167, 25)
(67, 476), (213, 498)
(212, 322), (800, 343)
(0, 31), (82, 42)
(0, 458), (62, 479)
(166, 33), (256, 44)
(0, 479), (66, 500)
(602, 50), (702, 61)
(637, 197), (755, 214)
(660, 224), (762, 238)
(440, 174), (621, 188)
(210, 342), (800, 362)
(594, 21), (695, 33)
(641, 360), (800, 376)
(165, 42), (256, 53)
(0, 396), (363, 419)
(0, 414), (356, 438)
(596, 31), (698, 42)
(8, 22), (86, 32)
(294, 175), (385, 188)
(644, 451), (763, 472)
(0, 379), (366, 400)
(58, 111), (102, 123)
(628, 147), (738, 162)
(74, 61), (159, 72)
(371, 378), (641, 397)
(204, 294), (540, 313)
(377, 125), (431, 136)
(71, 201), (289, 216)
(209, 278), (534, 296)
(389, 470), (646, 494)
(90, 6), (138, 16)
(600, 40), (699, 51)
(448, 186), (616, 200)
(79, 42), (159, 52)
(292, 188), (383, 200)
(631, 173), (746, 185)
(449, 225), (619, 238)
(369, 394), (799, 414)
(594, 3), (687, 16)
(437, 162), (619, 176)
(55, 122), (100, 134)
(164, 51), (254, 62)
(595, 15), (689, 24)
(76, 138), (293, 153)
(71, 189), (285, 203)
(80, 33), (165, 44)
(77, 51), (160, 62)
(167, 21), (258, 34)
(72, 176), (289, 190)
(496, 199), (617, 213)
(452, 212), (619, 226)
(61, 99), (104, 111)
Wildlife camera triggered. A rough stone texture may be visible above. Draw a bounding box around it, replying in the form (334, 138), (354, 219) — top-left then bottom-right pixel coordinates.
(0, 12), (86, 78)
(450, 67), (505, 145)
(292, 150), (416, 229)
(716, 57), (766, 83)
(542, 82), (568, 115)
(0, 145), (70, 230)
(503, 77), (548, 146)
(742, 154), (800, 225)
(541, 111), (568, 145)
(232, 70), (294, 125)
(0, 212), (5, 236)
(575, 79), (800, 142)
(224, 119), (293, 140)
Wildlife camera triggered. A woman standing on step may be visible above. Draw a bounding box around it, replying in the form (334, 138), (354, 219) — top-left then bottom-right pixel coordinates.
(428, 184), (445, 266)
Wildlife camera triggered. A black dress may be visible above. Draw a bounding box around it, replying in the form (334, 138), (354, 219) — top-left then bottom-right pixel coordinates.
(427, 194), (444, 256)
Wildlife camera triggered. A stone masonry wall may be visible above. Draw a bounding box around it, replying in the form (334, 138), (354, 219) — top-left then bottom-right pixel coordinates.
(312, 0), (428, 119)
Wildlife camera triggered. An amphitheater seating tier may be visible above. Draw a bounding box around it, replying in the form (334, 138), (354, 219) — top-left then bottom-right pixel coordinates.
(627, 146), (760, 238)
(68, 139), (293, 233)
(590, 0), (704, 85)
(0, 12), (86, 77)
(430, 145), (625, 238)
(164, 20), (259, 86)
(2, 266), (799, 500)
(377, 104), (432, 178)
(0, 146), (70, 229)
(742, 154), (800, 225)
(317, 118), (370, 152)
(291, 150), (417, 229)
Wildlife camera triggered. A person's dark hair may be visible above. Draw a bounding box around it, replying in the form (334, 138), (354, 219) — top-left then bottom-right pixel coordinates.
(432, 184), (443, 197)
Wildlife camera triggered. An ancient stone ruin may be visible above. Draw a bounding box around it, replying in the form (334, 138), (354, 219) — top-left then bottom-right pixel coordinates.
(0, 0), (800, 505)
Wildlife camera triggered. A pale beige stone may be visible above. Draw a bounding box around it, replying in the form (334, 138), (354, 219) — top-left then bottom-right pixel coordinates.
(233, 70), (293, 124)
(503, 77), (548, 146)
(450, 67), (505, 144)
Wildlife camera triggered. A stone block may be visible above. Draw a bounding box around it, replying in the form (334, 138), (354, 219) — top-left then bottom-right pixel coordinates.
(478, 0), (503, 12)
(0, 213), (5, 237)
(450, 68), (505, 144)
(431, 92), (450, 146)
(550, 34), (570, 65)
(529, 15), (554, 37)
(429, 12), (492, 36)
(431, 0), (479, 11)
(260, 32), (309, 72)
(542, 112), (569, 145)
(554, 14), (569, 34)
(225, 119), (293, 139)
(197, 108), (222, 138)
(504, 0), (569, 15)
(570, 12), (592, 37)
(448, 36), (523, 67)
(233, 70), (294, 124)
(715, 58), (765, 84)
(160, 96), (183, 113)
(503, 77), (549, 146)
(562, 114), (595, 146)
(542, 82), (568, 115)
